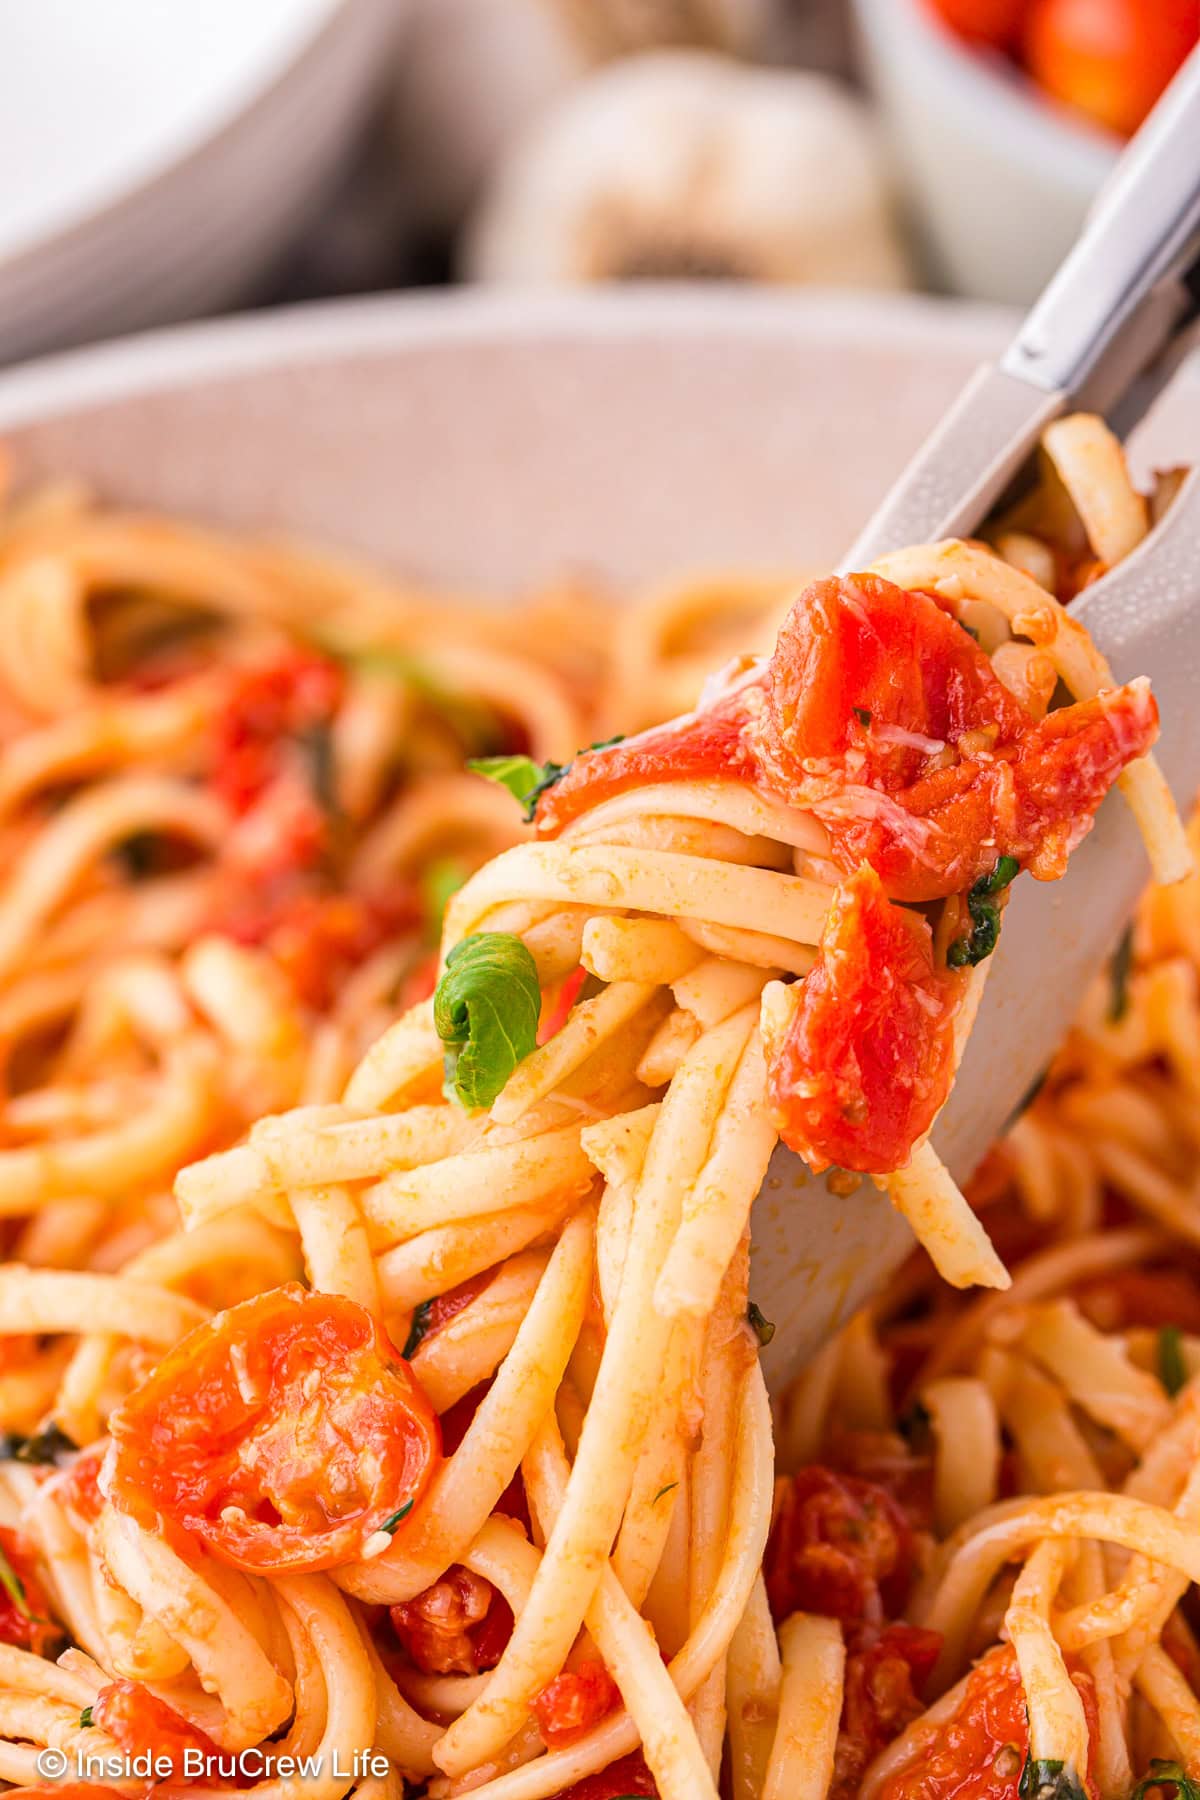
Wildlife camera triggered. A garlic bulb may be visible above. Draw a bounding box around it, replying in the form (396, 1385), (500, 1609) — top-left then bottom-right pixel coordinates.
(389, 0), (774, 236)
(462, 52), (913, 288)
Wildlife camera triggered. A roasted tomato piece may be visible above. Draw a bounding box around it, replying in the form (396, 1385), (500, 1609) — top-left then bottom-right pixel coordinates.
(56, 1445), (106, 1530)
(533, 1662), (621, 1747)
(833, 1625), (943, 1800)
(756, 574), (1157, 901)
(1075, 1266), (1200, 1335)
(93, 1681), (218, 1781)
(926, 0), (1028, 47)
(532, 681), (759, 836)
(874, 1644), (1100, 1800)
(219, 884), (420, 1011)
(765, 1465), (917, 1627)
(107, 1285), (440, 1573)
(212, 651), (343, 817)
(551, 1751), (659, 1799)
(762, 864), (959, 1172)
(0, 1526), (58, 1657)
(390, 1565), (513, 1676)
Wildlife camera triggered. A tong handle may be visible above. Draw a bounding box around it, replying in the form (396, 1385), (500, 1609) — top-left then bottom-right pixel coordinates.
(1002, 48), (1200, 400)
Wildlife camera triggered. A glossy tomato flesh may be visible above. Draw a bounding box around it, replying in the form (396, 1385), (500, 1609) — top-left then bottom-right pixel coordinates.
(93, 1681), (218, 1781)
(550, 1752), (658, 1799)
(834, 1625), (944, 1800)
(0, 1526), (58, 1657)
(925, 0), (1029, 46)
(874, 1644), (1100, 1800)
(107, 1285), (440, 1573)
(533, 1662), (622, 1747)
(390, 1565), (513, 1676)
(762, 864), (960, 1172)
(1024, 0), (1199, 136)
(765, 1464), (919, 1627)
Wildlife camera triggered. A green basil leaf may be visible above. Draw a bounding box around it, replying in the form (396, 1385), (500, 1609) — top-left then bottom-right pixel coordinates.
(6, 1422), (78, 1467)
(381, 1498), (415, 1535)
(402, 1301), (433, 1361)
(434, 932), (541, 1109)
(1018, 1755), (1087, 1800)
(0, 1540), (30, 1621)
(853, 707), (872, 727)
(1109, 925), (1134, 1023)
(1159, 1324), (1187, 1398)
(79, 1706), (94, 1728)
(1131, 1760), (1200, 1800)
(470, 736), (625, 824)
(653, 1483), (679, 1504)
(948, 856), (1021, 968)
(746, 1301), (776, 1347)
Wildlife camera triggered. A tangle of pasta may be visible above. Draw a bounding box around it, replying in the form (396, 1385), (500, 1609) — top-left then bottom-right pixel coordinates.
(0, 415), (1192, 1800)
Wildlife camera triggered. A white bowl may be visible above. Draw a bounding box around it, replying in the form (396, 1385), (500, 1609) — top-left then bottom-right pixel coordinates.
(0, 0), (404, 365)
(852, 0), (1117, 305)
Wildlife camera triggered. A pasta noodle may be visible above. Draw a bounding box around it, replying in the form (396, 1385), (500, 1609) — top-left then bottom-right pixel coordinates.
(0, 419), (1191, 1800)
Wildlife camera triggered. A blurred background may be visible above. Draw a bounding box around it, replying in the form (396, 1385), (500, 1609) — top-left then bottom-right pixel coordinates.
(0, 0), (1195, 367)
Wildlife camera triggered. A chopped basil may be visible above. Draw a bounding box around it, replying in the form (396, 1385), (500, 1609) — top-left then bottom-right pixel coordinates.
(746, 1301), (776, 1347)
(402, 1301), (433, 1361)
(420, 858), (467, 938)
(0, 1540), (30, 1621)
(1109, 925), (1134, 1023)
(898, 1398), (932, 1447)
(112, 830), (163, 880)
(1018, 1757), (1087, 1800)
(653, 1483), (679, 1504)
(1159, 1324), (1187, 1398)
(470, 736), (625, 824)
(79, 1706), (94, 1728)
(434, 932), (541, 1109)
(380, 1498), (415, 1535)
(300, 719), (339, 820)
(1131, 1761), (1200, 1800)
(852, 707), (872, 728)
(947, 855), (1020, 969)
(1, 1422), (78, 1467)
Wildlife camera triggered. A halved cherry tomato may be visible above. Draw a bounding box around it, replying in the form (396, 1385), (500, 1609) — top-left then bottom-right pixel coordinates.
(107, 1285), (440, 1573)
(765, 1465), (918, 1627)
(1024, 0), (1199, 137)
(92, 1681), (218, 1782)
(533, 1662), (621, 1747)
(925, 0), (1029, 47)
(762, 864), (960, 1173)
(0, 1526), (58, 1657)
(56, 1445), (106, 1529)
(550, 1752), (658, 1799)
(873, 1644), (1100, 1800)
(834, 1625), (943, 1800)
(390, 1565), (513, 1676)
(536, 576), (1156, 907)
(755, 575), (1158, 902)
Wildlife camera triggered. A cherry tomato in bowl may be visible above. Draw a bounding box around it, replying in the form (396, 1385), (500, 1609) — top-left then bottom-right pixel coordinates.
(924, 0), (1030, 50)
(1023, 0), (1199, 137)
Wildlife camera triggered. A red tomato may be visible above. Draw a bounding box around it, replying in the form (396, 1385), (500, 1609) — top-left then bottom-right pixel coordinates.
(107, 1285), (440, 1573)
(219, 884), (421, 1011)
(756, 575), (1158, 902)
(1075, 1266), (1200, 1334)
(539, 965), (589, 1045)
(765, 1465), (918, 1627)
(925, 0), (1029, 47)
(0, 1526), (58, 1657)
(550, 1752), (659, 1799)
(56, 1446), (106, 1528)
(533, 1662), (621, 1747)
(93, 1681), (217, 1781)
(532, 680), (760, 836)
(421, 1271), (497, 1343)
(763, 864), (959, 1173)
(390, 1566), (514, 1676)
(535, 576), (1156, 907)
(212, 651), (343, 817)
(834, 1625), (943, 1800)
(874, 1645), (1100, 1800)
(1025, 0), (1199, 136)
(8, 1788), (126, 1799)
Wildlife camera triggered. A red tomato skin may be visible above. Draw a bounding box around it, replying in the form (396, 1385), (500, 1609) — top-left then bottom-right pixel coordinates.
(834, 1625), (944, 1800)
(763, 864), (960, 1173)
(1024, 0), (1200, 136)
(212, 651), (342, 818)
(873, 1644), (1100, 1800)
(533, 1662), (621, 1747)
(390, 1565), (513, 1676)
(532, 681), (760, 836)
(107, 1285), (441, 1574)
(93, 1680), (219, 1781)
(765, 1465), (918, 1627)
(550, 1751), (659, 1799)
(0, 1527), (57, 1657)
(925, 0), (1029, 47)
